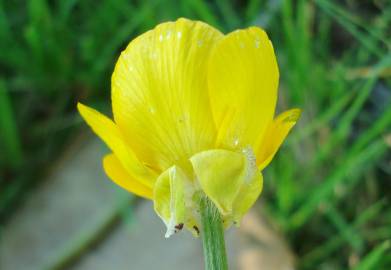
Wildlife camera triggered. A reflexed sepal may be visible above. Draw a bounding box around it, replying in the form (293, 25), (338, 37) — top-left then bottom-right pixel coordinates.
(190, 149), (245, 216)
(190, 148), (263, 226)
(154, 149), (264, 238)
(153, 166), (199, 238)
(232, 160), (263, 223)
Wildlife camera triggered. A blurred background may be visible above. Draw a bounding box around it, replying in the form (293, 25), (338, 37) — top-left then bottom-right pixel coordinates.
(0, 0), (390, 269)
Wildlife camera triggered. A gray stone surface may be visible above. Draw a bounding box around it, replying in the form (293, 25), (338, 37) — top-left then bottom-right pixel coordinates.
(71, 201), (238, 270)
(0, 135), (293, 270)
(0, 138), (239, 270)
(0, 138), (122, 270)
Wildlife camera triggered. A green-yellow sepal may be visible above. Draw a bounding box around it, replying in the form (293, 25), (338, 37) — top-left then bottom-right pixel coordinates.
(153, 149), (263, 237)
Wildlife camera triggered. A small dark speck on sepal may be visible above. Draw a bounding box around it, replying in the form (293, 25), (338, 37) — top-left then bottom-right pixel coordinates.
(193, 225), (200, 235)
(175, 223), (184, 230)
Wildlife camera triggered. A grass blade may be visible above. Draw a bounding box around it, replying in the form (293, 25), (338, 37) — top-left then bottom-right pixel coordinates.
(352, 241), (391, 270)
(290, 139), (387, 229)
(0, 80), (23, 169)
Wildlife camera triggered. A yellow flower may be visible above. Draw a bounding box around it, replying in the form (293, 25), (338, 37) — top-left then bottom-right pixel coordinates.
(78, 18), (300, 237)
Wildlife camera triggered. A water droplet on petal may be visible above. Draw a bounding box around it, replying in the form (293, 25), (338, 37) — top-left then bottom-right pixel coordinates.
(123, 53), (131, 60)
(150, 51), (158, 59)
(159, 34), (164, 42)
(166, 30), (172, 39)
(233, 138), (239, 146)
(177, 31), (182, 39)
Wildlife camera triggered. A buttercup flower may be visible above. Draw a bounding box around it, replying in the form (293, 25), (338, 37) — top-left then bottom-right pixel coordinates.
(78, 18), (300, 238)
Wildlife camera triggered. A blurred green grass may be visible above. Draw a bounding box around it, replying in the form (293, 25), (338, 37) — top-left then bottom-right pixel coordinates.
(0, 0), (390, 269)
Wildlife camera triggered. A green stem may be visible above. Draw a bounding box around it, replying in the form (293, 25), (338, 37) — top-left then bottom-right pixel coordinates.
(200, 196), (228, 270)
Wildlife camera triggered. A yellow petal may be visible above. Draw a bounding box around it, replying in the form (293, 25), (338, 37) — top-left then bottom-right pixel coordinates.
(153, 166), (198, 237)
(257, 108), (301, 170)
(208, 27), (279, 150)
(103, 154), (153, 199)
(112, 18), (223, 171)
(190, 149), (246, 216)
(77, 103), (157, 188)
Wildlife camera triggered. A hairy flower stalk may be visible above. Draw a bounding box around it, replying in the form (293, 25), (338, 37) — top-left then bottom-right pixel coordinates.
(200, 196), (228, 270)
(77, 18), (300, 269)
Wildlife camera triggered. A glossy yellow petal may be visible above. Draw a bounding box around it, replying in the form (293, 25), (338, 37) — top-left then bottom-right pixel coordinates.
(257, 108), (301, 170)
(103, 154), (153, 199)
(153, 166), (198, 237)
(208, 27), (279, 150)
(112, 18), (223, 171)
(77, 103), (157, 188)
